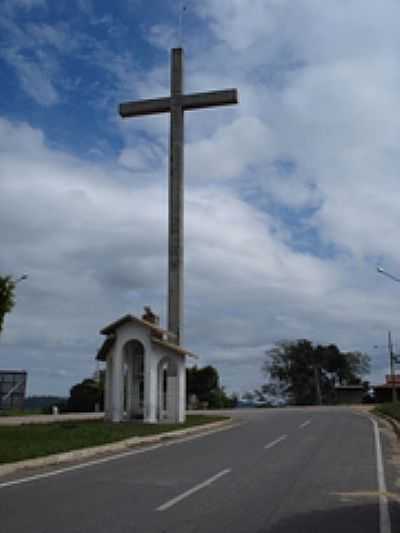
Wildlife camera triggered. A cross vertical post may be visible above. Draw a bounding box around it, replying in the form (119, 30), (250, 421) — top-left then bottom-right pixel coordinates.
(119, 48), (238, 347)
(169, 48), (184, 345)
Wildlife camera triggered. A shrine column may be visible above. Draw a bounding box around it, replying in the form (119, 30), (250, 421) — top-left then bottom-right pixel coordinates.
(111, 343), (124, 422)
(176, 356), (186, 423)
(144, 352), (157, 423)
(105, 354), (113, 420)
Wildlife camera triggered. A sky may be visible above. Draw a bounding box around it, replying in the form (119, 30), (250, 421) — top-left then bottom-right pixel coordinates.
(1, 0), (400, 397)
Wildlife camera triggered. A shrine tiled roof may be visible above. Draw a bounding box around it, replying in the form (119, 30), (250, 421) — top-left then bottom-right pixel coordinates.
(100, 314), (168, 336)
(96, 314), (198, 360)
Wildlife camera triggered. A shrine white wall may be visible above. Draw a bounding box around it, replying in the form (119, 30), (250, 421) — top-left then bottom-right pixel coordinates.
(104, 321), (186, 423)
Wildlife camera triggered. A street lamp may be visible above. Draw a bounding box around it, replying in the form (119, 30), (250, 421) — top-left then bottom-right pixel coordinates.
(377, 265), (400, 283)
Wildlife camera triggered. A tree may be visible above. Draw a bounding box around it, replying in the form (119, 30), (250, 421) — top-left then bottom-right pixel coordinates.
(263, 339), (370, 405)
(67, 378), (104, 412)
(186, 365), (219, 404)
(0, 275), (16, 335)
(186, 365), (237, 408)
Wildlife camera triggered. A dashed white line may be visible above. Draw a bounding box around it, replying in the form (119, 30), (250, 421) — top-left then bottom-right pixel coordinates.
(299, 419), (311, 429)
(372, 418), (391, 533)
(156, 468), (231, 512)
(264, 434), (288, 449)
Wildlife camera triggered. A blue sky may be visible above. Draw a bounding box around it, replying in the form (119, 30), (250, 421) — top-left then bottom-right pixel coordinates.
(1, 0), (400, 396)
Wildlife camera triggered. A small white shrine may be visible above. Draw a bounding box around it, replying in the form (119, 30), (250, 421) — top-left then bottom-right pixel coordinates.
(96, 308), (196, 423)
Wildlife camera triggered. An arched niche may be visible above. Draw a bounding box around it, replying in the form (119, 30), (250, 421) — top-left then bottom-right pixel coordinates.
(123, 339), (145, 420)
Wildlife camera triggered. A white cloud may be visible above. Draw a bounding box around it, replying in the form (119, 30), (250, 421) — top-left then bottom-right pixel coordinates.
(2, 48), (59, 105)
(0, 115), (392, 394)
(187, 116), (275, 182)
(147, 24), (177, 51)
(196, 0), (283, 51)
(3, 1), (400, 393)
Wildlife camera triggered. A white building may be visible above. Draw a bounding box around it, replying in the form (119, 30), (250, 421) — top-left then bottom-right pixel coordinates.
(96, 309), (196, 423)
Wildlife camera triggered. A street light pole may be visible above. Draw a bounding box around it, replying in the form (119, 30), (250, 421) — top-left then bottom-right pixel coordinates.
(388, 331), (397, 403)
(376, 266), (400, 403)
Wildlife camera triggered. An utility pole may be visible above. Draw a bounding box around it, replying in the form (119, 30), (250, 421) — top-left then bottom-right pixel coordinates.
(388, 331), (397, 403)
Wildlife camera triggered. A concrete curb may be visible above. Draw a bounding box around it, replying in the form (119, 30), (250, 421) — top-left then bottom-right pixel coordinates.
(373, 411), (400, 439)
(0, 413), (104, 426)
(0, 418), (234, 478)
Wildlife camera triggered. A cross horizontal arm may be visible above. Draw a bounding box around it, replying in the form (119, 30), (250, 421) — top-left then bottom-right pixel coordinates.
(182, 89), (238, 111)
(119, 89), (239, 118)
(119, 97), (171, 118)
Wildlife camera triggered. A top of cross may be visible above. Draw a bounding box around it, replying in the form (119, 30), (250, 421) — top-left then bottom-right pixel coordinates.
(119, 48), (238, 119)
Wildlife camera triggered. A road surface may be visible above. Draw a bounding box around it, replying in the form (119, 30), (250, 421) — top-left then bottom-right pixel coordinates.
(1, 407), (399, 533)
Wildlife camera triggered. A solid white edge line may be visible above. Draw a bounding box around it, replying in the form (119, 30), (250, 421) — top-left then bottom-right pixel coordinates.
(0, 422), (236, 490)
(0, 444), (164, 489)
(299, 419), (311, 429)
(372, 417), (391, 533)
(264, 434), (288, 449)
(156, 468), (231, 512)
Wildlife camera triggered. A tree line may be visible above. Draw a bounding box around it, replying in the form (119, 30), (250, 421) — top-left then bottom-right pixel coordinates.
(62, 338), (369, 412)
(52, 365), (237, 413)
(262, 339), (370, 405)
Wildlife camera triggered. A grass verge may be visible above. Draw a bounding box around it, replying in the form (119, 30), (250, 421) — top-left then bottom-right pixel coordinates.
(0, 409), (43, 417)
(0, 415), (228, 465)
(373, 402), (400, 422)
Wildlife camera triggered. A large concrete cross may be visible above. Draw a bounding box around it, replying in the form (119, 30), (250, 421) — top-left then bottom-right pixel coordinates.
(119, 48), (238, 345)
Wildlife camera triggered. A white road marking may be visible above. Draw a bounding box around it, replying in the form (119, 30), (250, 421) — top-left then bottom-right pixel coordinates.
(372, 418), (391, 533)
(299, 419), (311, 429)
(264, 434), (288, 449)
(0, 422), (237, 490)
(156, 468), (231, 512)
(0, 443), (164, 490)
(162, 422), (237, 447)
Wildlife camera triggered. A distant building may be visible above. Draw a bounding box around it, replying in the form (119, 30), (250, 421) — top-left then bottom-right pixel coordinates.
(0, 370), (27, 410)
(373, 375), (400, 403)
(334, 385), (365, 405)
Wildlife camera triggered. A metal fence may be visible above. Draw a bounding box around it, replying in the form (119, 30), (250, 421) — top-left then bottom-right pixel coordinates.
(0, 371), (27, 410)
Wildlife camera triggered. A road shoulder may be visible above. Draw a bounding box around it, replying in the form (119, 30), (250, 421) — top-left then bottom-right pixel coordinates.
(0, 417), (234, 479)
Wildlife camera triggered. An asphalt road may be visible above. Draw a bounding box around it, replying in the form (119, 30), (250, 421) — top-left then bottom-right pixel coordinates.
(1, 407), (398, 533)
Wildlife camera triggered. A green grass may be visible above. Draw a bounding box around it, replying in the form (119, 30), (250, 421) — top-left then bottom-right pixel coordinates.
(0, 415), (228, 464)
(0, 409), (43, 417)
(373, 402), (400, 422)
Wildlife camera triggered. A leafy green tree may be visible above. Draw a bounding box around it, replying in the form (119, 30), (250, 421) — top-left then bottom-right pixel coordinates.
(186, 365), (237, 408)
(67, 378), (104, 412)
(0, 275), (16, 335)
(186, 365), (219, 403)
(263, 339), (370, 405)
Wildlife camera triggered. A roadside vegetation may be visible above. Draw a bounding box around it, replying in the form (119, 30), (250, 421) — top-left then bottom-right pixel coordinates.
(263, 339), (370, 405)
(0, 415), (228, 464)
(0, 274), (16, 335)
(374, 402), (400, 422)
(43, 365), (238, 415)
(0, 409), (43, 417)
